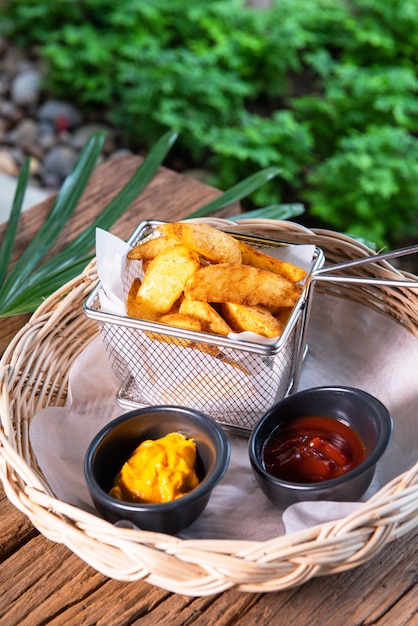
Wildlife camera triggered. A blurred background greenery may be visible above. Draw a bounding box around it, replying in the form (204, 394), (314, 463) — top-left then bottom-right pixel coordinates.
(1, 0), (418, 251)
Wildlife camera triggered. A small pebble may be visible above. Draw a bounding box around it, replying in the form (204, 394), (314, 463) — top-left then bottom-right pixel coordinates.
(0, 40), (132, 192)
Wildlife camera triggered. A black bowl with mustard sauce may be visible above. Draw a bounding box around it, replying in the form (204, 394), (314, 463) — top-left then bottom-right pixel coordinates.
(249, 386), (393, 507)
(85, 406), (230, 534)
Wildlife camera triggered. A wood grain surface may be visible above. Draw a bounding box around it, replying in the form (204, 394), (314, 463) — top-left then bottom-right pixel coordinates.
(0, 154), (417, 625)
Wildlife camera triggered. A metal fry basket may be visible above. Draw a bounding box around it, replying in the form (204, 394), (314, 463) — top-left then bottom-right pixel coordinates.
(84, 220), (324, 433)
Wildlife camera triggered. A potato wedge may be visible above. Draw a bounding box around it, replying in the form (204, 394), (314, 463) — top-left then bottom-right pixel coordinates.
(237, 240), (306, 283)
(127, 235), (178, 260)
(274, 307), (293, 326)
(158, 312), (202, 332)
(184, 263), (300, 309)
(157, 222), (242, 264)
(220, 302), (283, 338)
(179, 299), (232, 336)
(136, 244), (200, 316)
(141, 258), (152, 273)
(126, 277), (141, 316)
(126, 277), (160, 321)
(145, 332), (192, 348)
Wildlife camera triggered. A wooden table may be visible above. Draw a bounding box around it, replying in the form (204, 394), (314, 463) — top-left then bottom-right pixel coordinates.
(1, 155), (417, 625)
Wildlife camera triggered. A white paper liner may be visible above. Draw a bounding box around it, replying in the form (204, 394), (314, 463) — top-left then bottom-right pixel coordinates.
(29, 291), (418, 540)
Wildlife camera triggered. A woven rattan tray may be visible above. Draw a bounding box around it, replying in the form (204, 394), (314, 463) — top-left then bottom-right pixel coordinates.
(1, 218), (417, 595)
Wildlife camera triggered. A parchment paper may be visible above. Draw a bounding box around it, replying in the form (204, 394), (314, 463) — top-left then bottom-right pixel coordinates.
(29, 290), (418, 540)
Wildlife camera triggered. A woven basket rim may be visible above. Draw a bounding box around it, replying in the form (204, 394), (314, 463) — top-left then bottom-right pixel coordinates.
(1, 218), (417, 596)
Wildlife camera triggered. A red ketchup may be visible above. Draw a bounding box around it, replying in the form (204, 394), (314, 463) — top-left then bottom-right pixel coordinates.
(262, 415), (366, 483)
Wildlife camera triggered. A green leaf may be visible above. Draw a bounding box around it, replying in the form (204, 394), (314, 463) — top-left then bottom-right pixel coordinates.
(185, 167), (281, 218)
(24, 130), (178, 288)
(229, 203), (305, 221)
(0, 131), (105, 310)
(0, 256), (92, 317)
(0, 157), (30, 286)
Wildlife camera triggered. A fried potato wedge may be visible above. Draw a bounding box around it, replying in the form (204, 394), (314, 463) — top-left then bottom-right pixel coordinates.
(221, 302), (283, 338)
(179, 299), (232, 336)
(274, 307), (293, 326)
(157, 222), (242, 264)
(237, 240), (306, 283)
(145, 332), (192, 348)
(127, 235), (178, 260)
(184, 263), (301, 309)
(141, 258), (152, 273)
(136, 244), (200, 316)
(126, 277), (160, 321)
(158, 312), (202, 332)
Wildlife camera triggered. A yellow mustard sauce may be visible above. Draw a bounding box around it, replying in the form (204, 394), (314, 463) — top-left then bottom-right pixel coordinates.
(109, 432), (200, 503)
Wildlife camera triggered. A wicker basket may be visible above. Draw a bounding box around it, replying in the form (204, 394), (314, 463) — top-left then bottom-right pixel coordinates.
(1, 219), (417, 596)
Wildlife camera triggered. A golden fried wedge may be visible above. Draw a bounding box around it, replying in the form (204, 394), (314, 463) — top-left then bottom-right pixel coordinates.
(179, 299), (232, 336)
(136, 244), (200, 316)
(157, 222), (242, 264)
(220, 302), (283, 338)
(274, 307), (293, 326)
(127, 235), (178, 260)
(237, 240), (306, 283)
(126, 277), (160, 321)
(184, 263), (301, 309)
(158, 312), (202, 332)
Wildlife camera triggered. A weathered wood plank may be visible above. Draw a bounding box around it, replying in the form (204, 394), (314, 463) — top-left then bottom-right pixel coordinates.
(0, 486), (38, 560)
(1, 537), (105, 625)
(215, 527), (418, 626)
(1, 519), (415, 626)
(374, 585), (418, 626)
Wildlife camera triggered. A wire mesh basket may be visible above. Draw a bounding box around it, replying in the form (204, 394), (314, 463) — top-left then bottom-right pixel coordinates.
(1, 218), (417, 596)
(84, 220), (324, 433)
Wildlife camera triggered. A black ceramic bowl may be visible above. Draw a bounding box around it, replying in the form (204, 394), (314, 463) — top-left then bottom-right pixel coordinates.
(249, 386), (393, 507)
(85, 406), (230, 534)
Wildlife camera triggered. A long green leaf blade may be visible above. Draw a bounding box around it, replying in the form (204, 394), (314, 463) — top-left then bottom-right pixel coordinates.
(16, 131), (178, 290)
(0, 255), (94, 317)
(0, 132), (105, 309)
(228, 203), (305, 221)
(185, 167), (281, 219)
(0, 157), (30, 286)
(42, 131), (178, 261)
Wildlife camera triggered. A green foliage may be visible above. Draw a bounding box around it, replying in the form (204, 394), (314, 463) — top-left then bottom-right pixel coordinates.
(304, 126), (418, 245)
(1, 0), (418, 247)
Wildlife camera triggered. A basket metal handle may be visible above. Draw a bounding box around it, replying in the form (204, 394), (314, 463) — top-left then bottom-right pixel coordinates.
(292, 244), (418, 391)
(311, 243), (418, 288)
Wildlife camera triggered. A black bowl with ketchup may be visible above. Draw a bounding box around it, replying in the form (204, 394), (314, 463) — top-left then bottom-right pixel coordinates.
(249, 386), (393, 507)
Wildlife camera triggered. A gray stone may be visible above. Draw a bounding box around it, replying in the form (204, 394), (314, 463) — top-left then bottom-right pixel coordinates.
(11, 68), (42, 106)
(7, 118), (39, 148)
(37, 99), (83, 130)
(38, 168), (62, 189)
(0, 99), (24, 124)
(38, 127), (58, 151)
(70, 123), (116, 151)
(43, 144), (78, 178)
